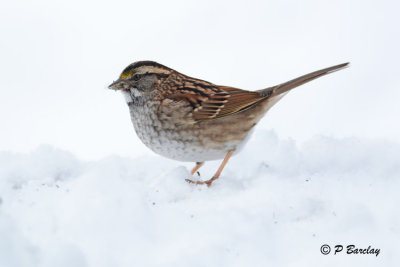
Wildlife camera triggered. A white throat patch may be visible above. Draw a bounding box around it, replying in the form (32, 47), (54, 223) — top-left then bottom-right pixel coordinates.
(121, 91), (133, 104)
(120, 88), (143, 104)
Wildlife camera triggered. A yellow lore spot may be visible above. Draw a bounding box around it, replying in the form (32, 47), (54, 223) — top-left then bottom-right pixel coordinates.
(120, 69), (136, 79)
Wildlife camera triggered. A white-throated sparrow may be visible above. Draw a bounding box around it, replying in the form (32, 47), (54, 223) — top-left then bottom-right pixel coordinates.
(109, 61), (348, 186)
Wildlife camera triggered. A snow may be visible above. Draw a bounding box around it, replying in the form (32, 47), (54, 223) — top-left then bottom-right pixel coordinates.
(0, 130), (399, 267)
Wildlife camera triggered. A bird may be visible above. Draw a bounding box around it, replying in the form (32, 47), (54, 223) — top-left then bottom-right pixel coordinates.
(108, 61), (348, 186)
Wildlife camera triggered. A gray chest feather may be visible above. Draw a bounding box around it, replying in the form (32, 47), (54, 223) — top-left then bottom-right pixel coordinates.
(127, 101), (235, 162)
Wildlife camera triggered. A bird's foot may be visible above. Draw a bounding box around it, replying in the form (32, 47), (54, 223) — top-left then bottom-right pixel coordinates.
(185, 177), (217, 187)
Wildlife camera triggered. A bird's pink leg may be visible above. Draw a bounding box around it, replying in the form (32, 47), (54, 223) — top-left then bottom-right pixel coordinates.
(186, 151), (234, 187)
(190, 162), (204, 175)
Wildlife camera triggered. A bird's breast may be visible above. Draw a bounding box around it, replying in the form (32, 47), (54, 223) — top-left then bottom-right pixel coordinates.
(127, 102), (249, 162)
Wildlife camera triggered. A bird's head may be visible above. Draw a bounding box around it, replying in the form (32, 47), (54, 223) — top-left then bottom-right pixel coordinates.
(108, 61), (172, 101)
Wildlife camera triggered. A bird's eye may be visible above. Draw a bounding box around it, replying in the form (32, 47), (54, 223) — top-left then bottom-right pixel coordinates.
(132, 74), (141, 81)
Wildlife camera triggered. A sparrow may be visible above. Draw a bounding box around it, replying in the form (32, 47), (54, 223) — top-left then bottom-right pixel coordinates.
(109, 61), (348, 186)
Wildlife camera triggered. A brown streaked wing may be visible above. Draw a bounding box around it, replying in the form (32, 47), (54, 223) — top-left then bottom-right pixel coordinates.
(165, 80), (268, 121)
(211, 86), (266, 119)
(164, 78), (228, 121)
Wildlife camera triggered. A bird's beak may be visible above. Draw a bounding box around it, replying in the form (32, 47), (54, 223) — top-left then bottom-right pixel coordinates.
(108, 79), (124, 90)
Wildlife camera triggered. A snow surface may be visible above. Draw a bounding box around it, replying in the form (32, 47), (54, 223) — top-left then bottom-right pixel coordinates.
(0, 130), (399, 267)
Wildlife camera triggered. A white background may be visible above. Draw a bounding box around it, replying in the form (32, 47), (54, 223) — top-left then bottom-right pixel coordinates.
(1, 0), (399, 160)
(1, 1), (400, 267)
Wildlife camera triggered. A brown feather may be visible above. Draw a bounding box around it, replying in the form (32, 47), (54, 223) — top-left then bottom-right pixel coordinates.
(164, 62), (349, 122)
(190, 85), (267, 121)
(259, 62), (349, 97)
(212, 86), (266, 119)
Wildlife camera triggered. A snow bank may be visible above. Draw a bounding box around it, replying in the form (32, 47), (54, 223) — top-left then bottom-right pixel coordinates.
(0, 131), (399, 267)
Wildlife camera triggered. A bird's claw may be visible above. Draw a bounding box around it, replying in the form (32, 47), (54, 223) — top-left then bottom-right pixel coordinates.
(185, 178), (214, 187)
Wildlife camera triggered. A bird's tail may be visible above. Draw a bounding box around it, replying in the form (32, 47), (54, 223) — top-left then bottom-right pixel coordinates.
(259, 62), (349, 97)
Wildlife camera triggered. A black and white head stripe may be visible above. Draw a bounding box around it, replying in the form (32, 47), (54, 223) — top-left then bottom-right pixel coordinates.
(120, 61), (172, 79)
